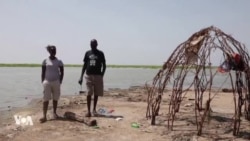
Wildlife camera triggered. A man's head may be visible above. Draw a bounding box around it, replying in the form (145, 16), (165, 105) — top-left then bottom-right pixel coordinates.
(90, 39), (98, 50)
(46, 45), (56, 57)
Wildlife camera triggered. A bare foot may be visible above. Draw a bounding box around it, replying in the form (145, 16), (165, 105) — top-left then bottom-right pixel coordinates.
(92, 110), (98, 116)
(85, 112), (91, 117)
(39, 117), (47, 123)
(53, 113), (59, 119)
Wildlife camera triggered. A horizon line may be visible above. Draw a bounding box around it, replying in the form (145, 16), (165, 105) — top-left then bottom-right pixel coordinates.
(0, 63), (219, 69)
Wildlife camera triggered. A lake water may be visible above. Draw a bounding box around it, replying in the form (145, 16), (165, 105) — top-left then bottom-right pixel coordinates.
(0, 67), (232, 111)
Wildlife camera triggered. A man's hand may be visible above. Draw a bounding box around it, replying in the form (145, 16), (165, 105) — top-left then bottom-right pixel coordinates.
(78, 78), (83, 85)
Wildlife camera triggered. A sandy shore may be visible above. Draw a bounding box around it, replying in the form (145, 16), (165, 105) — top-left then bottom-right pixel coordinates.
(0, 86), (250, 141)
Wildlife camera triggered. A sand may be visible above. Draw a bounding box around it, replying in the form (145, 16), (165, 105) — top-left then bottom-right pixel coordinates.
(0, 86), (250, 141)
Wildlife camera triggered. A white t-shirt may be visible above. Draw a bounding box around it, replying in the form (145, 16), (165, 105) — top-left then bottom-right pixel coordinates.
(42, 58), (63, 82)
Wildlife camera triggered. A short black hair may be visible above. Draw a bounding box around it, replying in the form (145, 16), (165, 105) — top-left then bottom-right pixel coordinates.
(90, 39), (98, 46)
(46, 45), (56, 52)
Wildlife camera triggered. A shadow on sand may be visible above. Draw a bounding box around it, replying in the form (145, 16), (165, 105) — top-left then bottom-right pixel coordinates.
(92, 113), (124, 119)
(47, 111), (124, 126)
(46, 112), (96, 126)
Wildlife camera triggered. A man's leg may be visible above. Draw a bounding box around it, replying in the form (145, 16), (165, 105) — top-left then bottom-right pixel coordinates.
(40, 81), (51, 123)
(53, 100), (58, 117)
(85, 75), (94, 117)
(40, 101), (49, 123)
(52, 80), (60, 118)
(93, 96), (98, 113)
(86, 95), (92, 117)
(93, 75), (103, 114)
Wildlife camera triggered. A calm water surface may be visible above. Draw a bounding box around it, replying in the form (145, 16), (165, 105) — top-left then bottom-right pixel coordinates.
(0, 67), (231, 110)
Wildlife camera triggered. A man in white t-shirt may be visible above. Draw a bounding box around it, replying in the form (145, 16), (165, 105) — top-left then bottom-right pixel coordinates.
(40, 45), (64, 123)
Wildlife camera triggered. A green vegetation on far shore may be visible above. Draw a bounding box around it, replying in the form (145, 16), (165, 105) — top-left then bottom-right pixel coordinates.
(0, 63), (162, 69)
(107, 65), (161, 69)
(0, 63), (41, 67)
(0, 63), (219, 69)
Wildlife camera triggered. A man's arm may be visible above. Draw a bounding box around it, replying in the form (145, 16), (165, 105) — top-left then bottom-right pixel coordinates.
(79, 52), (88, 85)
(79, 62), (87, 85)
(101, 52), (106, 76)
(41, 66), (46, 83)
(59, 66), (64, 84)
(101, 61), (106, 76)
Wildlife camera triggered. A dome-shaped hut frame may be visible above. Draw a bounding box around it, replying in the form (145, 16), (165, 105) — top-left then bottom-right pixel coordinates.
(146, 26), (250, 136)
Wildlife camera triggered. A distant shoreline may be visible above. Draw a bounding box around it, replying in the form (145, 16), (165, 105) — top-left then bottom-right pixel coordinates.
(0, 63), (219, 69)
(0, 63), (162, 69)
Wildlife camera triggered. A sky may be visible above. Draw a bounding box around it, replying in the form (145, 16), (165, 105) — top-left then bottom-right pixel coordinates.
(0, 0), (249, 65)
